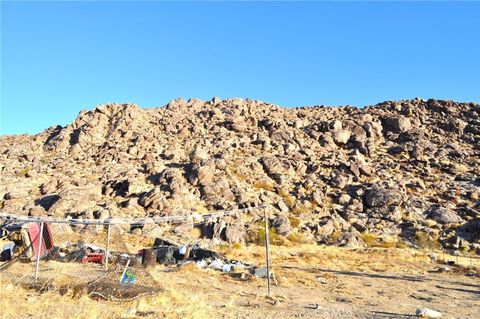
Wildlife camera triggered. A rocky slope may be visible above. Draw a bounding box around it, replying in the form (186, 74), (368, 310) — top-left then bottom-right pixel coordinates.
(1, 98), (479, 251)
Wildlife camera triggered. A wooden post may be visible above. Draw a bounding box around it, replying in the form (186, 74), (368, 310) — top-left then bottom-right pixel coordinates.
(264, 207), (272, 297)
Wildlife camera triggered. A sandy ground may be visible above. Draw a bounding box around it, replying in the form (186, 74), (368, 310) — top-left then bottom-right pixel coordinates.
(0, 245), (478, 319)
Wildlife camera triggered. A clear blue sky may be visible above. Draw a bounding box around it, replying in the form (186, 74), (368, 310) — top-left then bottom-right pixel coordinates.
(1, 1), (479, 135)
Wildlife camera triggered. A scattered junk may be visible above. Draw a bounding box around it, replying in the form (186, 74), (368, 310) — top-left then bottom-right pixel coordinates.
(416, 307), (442, 318)
(432, 266), (450, 273)
(0, 221), (54, 262)
(46, 241), (113, 264)
(138, 238), (257, 276)
(0, 212), (271, 301)
(1, 220), (260, 282)
(1, 218), (266, 295)
(120, 259), (136, 285)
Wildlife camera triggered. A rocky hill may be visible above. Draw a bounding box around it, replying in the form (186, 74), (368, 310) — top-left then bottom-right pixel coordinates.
(1, 98), (479, 251)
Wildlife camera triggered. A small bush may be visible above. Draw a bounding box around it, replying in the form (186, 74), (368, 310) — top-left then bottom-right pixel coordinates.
(286, 232), (308, 244)
(227, 165), (248, 182)
(218, 243), (229, 251)
(290, 203), (312, 216)
(232, 242), (242, 250)
(288, 215), (301, 228)
(15, 167), (30, 177)
(277, 189), (296, 207)
(330, 230), (341, 243)
(415, 231), (440, 250)
(247, 223), (285, 246)
(253, 180), (275, 191)
(361, 232), (379, 247)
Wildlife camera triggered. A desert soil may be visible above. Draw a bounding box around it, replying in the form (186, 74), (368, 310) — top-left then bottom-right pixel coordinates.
(1, 245), (478, 319)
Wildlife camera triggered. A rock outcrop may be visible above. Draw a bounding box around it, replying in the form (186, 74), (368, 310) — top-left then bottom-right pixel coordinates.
(1, 98), (479, 250)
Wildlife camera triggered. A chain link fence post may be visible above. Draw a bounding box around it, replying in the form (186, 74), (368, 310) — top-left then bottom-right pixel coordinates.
(34, 222), (44, 283)
(105, 221), (111, 272)
(264, 206), (272, 298)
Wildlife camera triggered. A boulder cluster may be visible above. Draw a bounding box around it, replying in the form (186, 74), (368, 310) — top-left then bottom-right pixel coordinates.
(1, 98), (479, 251)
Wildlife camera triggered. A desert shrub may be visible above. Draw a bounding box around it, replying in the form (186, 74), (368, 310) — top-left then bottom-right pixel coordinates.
(361, 232), (379, 247)
(191, 201), (209, 214)
(247, 223), (285, 246)
(253, 180), (275, 191)
(232, 242), (243, 250)
(415, 231), (440, 250)
(15, 167), (30, 177)
(277, 189), (296, 207)
(232, 170), (248, 182)
(290, 203), (312, 216)
(218, 243), (230, 252)
(330, 230), (341, 243)
(361, 232), (406, 248)
(227, 165), (248, 182)
(288, 215), (301, 228)
(323, 196), (334, 209)
(286, 232), (308, 244)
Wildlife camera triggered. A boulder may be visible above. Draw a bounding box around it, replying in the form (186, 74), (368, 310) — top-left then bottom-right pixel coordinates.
(365, 186), (402, 208)
(384, 116), (412, 133)
(333, 129), (351, 145)
(426, 206), (462, 225)
(277, 200), (289, 213)
(138, 188), (162, 209)
(261, 157), (292, 176)
(337, 194), (352, 206)
(272, 215), (291, 236)
(316, 217), (334, 237)
(197, 164), (215, 185)
(224, 225), (245, 243)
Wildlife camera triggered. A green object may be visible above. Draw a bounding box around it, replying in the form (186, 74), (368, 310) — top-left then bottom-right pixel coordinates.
(121, 270), (136, 284)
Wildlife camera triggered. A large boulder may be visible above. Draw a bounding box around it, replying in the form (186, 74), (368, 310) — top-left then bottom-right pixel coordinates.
(138, 188), (162, 209)
(261, 157), (292, 176)
(272, 215), (291, 236)
(224, 225), (245, 243)
(333, 129), (351, 145)
(426, 206), (462, 225)
(196, 164), (216, 185)
(383, 116), (412, 133)
(365, 186), (403, 208)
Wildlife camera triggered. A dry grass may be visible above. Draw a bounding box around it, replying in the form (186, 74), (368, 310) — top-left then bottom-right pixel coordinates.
(277, 189), (296, 208)
(286, 232), (309, 244)
(222, 243), (436, 275)
(1, 242), (479, 319)
(15, 167), (30, 177)
(0, 267), (210, 319)
(360, 232), (407, 249)
(415, 230), (440, 250)
(246, 222), (286, 246)
(252, 180), (275, 191)
(287, 215), (301, 229)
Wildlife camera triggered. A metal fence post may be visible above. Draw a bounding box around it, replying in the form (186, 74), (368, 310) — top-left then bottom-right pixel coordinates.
(264, 207), (272, 297)
(105, 222), (111, 272)
(34, 222), (44, 283)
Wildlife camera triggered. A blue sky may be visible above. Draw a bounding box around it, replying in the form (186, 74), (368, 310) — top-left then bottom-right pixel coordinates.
(1, 1), (479, 135)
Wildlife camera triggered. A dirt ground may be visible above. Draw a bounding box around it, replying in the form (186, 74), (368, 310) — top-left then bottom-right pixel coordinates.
(1, 245), (479, 319)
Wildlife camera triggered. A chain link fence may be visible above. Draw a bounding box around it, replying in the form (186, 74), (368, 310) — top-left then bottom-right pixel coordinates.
(0, 207), (267, 300)
(0, 219), (160, 299)
(1, 207), (478, 301)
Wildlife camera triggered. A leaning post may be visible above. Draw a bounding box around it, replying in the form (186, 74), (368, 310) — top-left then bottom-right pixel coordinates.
(34, 222), (45, 283)
(264, 206), (272, 297)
